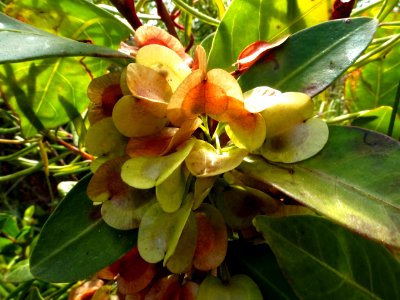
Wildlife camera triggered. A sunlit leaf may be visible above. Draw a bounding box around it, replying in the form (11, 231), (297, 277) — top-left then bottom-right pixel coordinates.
(239, 126), (400, 247)
(254, 215), (400, 299)
(239, 17), (378, 96)
(0, 13), (129, 63)
(208, 0), (333, 71)
(30, 175), (137, 282)
(0, 0), (132, 137)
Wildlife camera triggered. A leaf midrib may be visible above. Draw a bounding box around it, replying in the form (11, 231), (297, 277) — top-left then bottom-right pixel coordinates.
(260, 222), (382, 299)
(31, 217), (104, 272)
(275, 19), (375, 88)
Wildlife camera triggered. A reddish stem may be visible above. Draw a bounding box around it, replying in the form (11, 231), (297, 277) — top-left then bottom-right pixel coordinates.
(110, 0), (142, 30)
(155, 0), (179, 38)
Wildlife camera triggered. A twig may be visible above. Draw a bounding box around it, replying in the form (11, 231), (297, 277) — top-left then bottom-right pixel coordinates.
(155, 0), (179, 38)
(110, 0), (142, 30)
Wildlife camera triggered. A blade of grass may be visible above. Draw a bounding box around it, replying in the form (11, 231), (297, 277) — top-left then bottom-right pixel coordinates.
(388, 81), (400, 137)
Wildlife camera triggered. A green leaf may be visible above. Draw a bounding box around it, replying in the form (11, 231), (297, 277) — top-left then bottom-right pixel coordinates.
(239, 126), (400, 247)
(4, 259), (34, 283)
(0, 0), (132, 137)
(0, 213), (19, 238)
(30, 175), (137, 283)
(208, 0), (333, 71)
(352, 106), (400, 140)
(227, 241), (298, 300)
(238, 17), (378, 96)
(254, 215), (400, 299)
(0, 13), (129, 63)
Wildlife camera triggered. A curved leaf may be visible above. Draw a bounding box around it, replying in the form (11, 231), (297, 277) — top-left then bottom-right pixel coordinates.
(0, 0), (132, 137)
(208, 0), (333, 71)
(0, 13), (129, 63)
(254, 215), (400, 299)
(239, 17), (378, 96)
(30, 175), (137, 283)
(238, 126), (400, 247)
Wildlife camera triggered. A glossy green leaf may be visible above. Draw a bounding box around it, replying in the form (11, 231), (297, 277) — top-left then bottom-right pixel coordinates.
(254, 215), (400, 299)
(208, 0), (332, 71)
(352, 106), (400, 140)
(0, 13), (129, 63)
(227, 241), (298, 300)
(30, 175), (137, 282)
(238, 126), (400, 247)
(0, 0), (132, 137)
(239, 17), (378, 96)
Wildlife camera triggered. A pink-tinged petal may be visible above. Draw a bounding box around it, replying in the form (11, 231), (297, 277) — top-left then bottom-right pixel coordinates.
(167, 69), (205, 126)
(134, 25), (187, 60)
(192, 45), (207, 73)
(126, 128), (178, 157)
(126, 63), (172, 102)
(87, 72), (123, 123)
(112, 95), (168, 138)
(162, 117), (202, 155)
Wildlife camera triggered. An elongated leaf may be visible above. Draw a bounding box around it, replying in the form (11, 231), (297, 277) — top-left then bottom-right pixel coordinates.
(208, 0), (332, 71)
(239, 17), (378, 96)
(227, 241), (298, 300)
(239, 126), (400, 247)
(30, 175), (137, 283)
(254, 215), (400, 299)
(0, 13), (129, 63)
(0, 0), (132, 137)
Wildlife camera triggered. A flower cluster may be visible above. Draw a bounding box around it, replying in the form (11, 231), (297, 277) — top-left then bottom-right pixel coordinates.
(83, 25), (329, 298)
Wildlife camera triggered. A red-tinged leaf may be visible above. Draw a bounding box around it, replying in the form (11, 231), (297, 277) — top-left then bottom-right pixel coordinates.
(331, 0), (355, 20)
(235, 36), (288, 74)
(126, 128), (178, 157)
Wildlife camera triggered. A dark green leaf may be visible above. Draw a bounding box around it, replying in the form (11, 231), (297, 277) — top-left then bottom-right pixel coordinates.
(352, 106), (400, 140)
(30, 175), (137, 283)
(208, 0), (333, 71)
(227, 241), (298, 300)
(254, 215), (400, 299)
(238, 17), (378, 96)
(239, 126), (400, 247)
(0, 13), (129, 63)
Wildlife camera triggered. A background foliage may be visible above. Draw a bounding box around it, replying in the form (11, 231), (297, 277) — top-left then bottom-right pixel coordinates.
(1, 0), (399, 299)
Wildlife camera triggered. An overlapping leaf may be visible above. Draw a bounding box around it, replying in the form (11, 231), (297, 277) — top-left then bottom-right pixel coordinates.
(208, 0), (333, 71)
(30, 175), (137, 282)
(0, 0), (132, 137)
(238, 17), (378, 96)
(255, 215), (400, 299)
(239, 126), (400, 247)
